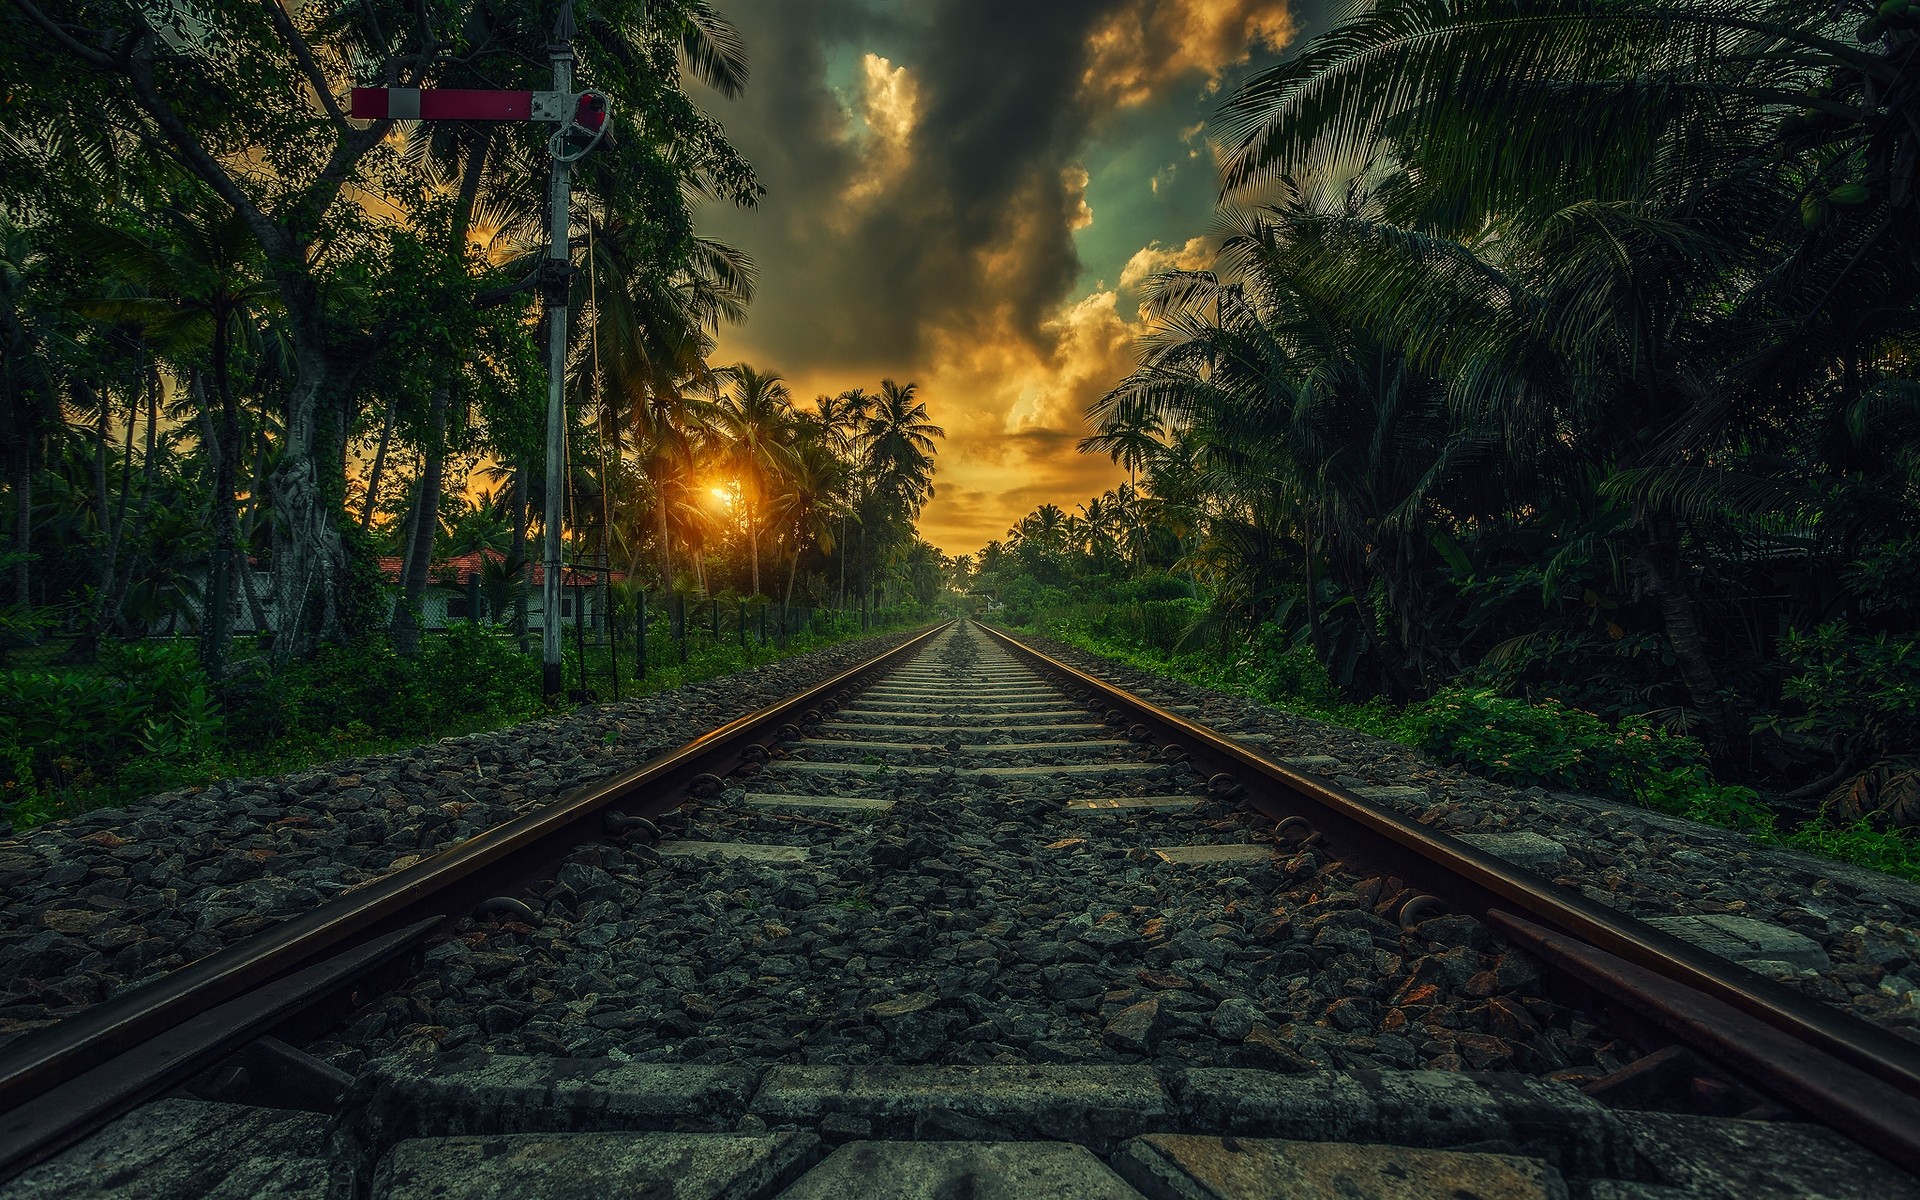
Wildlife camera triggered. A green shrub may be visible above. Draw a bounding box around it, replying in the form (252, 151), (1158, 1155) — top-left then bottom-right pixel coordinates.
(1400, 686), (1754, 814)
(1784, 815), (1920, 882)
(0, 642), (224, 827)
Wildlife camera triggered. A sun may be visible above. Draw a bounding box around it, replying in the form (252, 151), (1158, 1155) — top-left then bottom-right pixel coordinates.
(708, 480), (738, 507)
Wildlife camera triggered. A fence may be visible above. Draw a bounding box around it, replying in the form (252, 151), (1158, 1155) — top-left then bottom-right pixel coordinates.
(561, 583), (903, 702)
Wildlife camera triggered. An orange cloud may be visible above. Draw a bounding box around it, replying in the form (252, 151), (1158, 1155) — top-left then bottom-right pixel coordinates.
(1081, 0), (1294, 108)
(911, 290), (1139, 553)
(1118, 235), (1214, 292)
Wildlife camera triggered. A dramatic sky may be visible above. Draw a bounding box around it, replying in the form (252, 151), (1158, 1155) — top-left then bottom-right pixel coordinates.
(695, 0), (1315, 555)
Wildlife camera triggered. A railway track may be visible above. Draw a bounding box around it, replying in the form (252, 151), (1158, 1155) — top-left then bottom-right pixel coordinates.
(4, 619), (1919, 1199)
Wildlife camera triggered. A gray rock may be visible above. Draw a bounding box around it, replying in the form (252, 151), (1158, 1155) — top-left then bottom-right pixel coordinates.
(1103, 1000), (1161, 1054)
(1198, 998), (1259, 1044)
(747, 1064), (1170, 1150)
(1175, 1069), (1631, 1177)
(1614, 1111), (1920, 1200)
(1114, 1134), (1568, 1200)
(325, 1053), (760, 1198)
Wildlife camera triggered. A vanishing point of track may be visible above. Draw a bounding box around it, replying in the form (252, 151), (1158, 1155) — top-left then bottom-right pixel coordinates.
(2, 617), (1918, 1194)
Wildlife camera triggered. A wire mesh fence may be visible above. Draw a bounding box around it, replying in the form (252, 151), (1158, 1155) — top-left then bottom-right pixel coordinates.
(1, 569), (924, 829)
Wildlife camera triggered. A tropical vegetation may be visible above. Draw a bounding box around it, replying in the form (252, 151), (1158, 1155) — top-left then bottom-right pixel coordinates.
(972, 0), (1920, 878)
(0, 1), (954, 826)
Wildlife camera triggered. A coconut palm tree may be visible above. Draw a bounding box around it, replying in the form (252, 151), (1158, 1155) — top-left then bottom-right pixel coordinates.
(76, 204), (278, 677)
(768, 431), (850, 608)
(706, 363), (797, 595)
(856, 379), (941, 607)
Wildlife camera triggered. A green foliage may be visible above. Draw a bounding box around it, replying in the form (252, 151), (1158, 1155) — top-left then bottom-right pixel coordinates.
(1784, 816), (1920, 883)
(1029, 604), (1918, 880)
(1, 642), (224, 828)
(1773, 623), (1920, 824)
(1403, 690), (1687, 798)
(3, 607), (936, 831)
(1776, 624), (1920, 746)
(228, 624), (541, 753)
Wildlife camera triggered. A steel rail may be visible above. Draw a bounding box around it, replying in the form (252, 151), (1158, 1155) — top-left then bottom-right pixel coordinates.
(979, 622), (1920, 1175)
(0, 620), (951, 1180)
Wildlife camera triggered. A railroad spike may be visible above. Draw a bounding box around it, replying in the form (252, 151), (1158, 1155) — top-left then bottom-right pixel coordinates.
(604, 812), (659, 842)
(1207, 772), (1242, 798)
(1397, 894), (1446, 928)
(476, 896), (536, 921)
(1275, 815), (1316, 843)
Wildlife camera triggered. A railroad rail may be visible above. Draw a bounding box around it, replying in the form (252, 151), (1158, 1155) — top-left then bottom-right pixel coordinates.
(0, 621), (952, 1180)
(976, 622), (1920, 1176)
(2, 617), (1916, 1194)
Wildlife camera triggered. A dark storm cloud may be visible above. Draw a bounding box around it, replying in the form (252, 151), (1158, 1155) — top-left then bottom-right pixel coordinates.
(698, 0), (1304, 549)
(700, 0), (1117, 371)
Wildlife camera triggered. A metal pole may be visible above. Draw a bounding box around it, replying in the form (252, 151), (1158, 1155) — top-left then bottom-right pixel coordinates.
(540, 6), (577, 700)
(607, 579), (620, 701)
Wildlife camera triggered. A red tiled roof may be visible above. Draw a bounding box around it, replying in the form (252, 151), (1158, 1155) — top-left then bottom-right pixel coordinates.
(375, 547), (625, 587)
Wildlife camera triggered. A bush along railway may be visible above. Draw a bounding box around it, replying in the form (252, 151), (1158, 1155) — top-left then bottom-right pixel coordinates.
(2, 620), (1919, 1199)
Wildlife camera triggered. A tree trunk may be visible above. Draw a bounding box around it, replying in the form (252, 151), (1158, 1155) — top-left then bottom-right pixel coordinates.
(237, 427), (270, 635)
(7, 433), (27, 612)
(361, 401), (395, 529)
(266, 342), (350, 662)
(747, 495), (761, 596)
(1632, 514), (1748, 775)
(203, 315), (241, 679)
(784, 527), (801, 609)
(1301, 501), (1326, 663)
(655, 493), (674, 592)
(89, 387), (111, 607)
(95, 379), (145, 638)
(511, 456), (530, 651)
(391, 381), (451, 655)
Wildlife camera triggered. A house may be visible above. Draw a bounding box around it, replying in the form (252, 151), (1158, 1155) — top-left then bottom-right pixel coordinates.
(375, 549), (625, 632)
(162, 549), (624, 637)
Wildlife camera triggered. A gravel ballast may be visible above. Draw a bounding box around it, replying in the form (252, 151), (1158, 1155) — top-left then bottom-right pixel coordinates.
(313, 622), (1635, 1086)
(0, 626), (932, 1050)
(1008, 628), (1920, 1043)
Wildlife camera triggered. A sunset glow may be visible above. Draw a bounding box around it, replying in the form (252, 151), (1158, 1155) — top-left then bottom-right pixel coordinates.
(701, 0), (1297, 554)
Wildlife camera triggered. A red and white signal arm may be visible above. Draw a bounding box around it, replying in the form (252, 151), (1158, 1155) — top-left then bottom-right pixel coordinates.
(348, 88), (587, 124)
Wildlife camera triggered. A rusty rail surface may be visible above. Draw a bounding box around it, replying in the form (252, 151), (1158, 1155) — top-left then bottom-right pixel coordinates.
(0, 621), (951, 1180)
(979, 622), (1920, 1176)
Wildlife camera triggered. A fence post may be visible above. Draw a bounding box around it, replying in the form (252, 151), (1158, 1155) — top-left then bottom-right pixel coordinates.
(674, 592), (687, 664)
(607, 583), (620, 703)
(738, 600), (747, 647)
(637, 590), (647, 681)
(466, 573), (482, 625)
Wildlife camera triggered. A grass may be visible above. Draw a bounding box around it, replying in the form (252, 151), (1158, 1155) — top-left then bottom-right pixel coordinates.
(4, 609), (939, 831)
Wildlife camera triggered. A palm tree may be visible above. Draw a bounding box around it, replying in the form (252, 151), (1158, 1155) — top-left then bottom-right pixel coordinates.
(812, 387), (872, 605)
(768, 431), (849, 608)
(1209, 0), (1920, 760)
(856, 379), (942, 605)
(706, 363), (796, 595)
(77, 204), (277, 678)
(0, 219), (62, 618)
